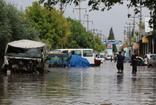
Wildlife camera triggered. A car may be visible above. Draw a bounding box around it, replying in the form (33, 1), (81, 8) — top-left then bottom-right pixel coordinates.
(144, 54), (156, 65)
(94, 54), (104, 63)
(106, 54), (114, 60)
(136, 56), (145, 66)
(130, 56), (145, 66)
(147, 55), (156, 68)
(98, 54), (105, 63)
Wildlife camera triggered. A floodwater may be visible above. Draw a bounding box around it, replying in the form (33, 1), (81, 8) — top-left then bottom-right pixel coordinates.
(0, 61), (156, 105)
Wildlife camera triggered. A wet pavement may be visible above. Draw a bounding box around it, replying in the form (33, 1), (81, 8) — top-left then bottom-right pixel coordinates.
(0, 61), (156, 105)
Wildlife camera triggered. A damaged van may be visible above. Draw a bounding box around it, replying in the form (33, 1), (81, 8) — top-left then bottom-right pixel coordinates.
(2, 39), (49, 73)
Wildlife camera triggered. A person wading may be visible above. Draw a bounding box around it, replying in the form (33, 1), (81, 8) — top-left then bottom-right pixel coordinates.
(114, 52), (125, 73)
(131, 51), (140, 74)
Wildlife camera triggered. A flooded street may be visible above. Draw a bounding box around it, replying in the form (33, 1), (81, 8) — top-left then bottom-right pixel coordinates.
(0, 61), (156, 105)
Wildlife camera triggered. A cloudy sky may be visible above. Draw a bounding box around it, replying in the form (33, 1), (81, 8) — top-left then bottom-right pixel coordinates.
(6, 0), (150, 42)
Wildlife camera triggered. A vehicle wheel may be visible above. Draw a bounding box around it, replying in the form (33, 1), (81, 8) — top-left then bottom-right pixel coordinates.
(140, 61), (143, 66)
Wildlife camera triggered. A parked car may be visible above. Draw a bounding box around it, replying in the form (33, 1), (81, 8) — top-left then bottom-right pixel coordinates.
(106, 54), (114, 60)
(1, 39), (49, 73)
(147, 55), (156, 68)
(136, 56), (145, 66)
(98, 54), (105, 63)
(130, 56), (145, 66)
(144, 54), (156, 65)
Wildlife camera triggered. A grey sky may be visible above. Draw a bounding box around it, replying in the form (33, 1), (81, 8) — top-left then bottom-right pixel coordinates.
(6, 0), (150, 42)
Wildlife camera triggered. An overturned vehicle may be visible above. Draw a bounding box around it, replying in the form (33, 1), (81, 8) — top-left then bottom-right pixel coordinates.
(2, 40), (49, 73)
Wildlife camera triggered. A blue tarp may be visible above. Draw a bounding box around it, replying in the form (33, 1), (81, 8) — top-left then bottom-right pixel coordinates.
(68, 55), (90, 67)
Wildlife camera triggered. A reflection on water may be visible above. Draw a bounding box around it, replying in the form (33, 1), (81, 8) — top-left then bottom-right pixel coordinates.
(0, 62), (156, 105)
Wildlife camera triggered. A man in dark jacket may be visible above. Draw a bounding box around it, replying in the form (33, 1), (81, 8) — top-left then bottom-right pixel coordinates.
(131, 51), (140, 74)
(114, 51), (125, 73)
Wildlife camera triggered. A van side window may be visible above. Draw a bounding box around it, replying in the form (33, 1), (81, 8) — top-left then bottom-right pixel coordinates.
(62, 50), (68, 54)
(70, 50), (81, 56)
(83, 50), (93, 57)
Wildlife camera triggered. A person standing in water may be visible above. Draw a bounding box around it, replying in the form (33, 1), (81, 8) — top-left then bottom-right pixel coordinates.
(114, 52), (125, 73)
(131, 51), (140, 74)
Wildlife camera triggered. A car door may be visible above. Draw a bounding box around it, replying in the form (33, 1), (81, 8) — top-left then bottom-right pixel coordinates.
(152, 56), (156, 68)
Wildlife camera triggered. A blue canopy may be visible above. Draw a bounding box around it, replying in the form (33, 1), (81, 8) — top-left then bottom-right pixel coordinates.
(103, 40), (123, 44)
(68, 55), (90, 67)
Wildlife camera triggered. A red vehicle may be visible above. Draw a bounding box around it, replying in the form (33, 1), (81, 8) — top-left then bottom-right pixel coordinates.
(94, 59), (101, 66)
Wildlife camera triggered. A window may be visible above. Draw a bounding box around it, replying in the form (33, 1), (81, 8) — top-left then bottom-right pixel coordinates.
(150, 55), (154, 58)
(153, 56), (156, 60)
(83, 50), (93, 57)
(6, 45), (41, 58)
(70, 50), (81, 56)
(62, 50), (68, 54)
(52, 50), (61, 53)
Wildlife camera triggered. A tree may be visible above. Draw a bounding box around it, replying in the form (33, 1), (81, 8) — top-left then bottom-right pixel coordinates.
(25, 2), (71, 49)
(108, 27), (117, 53)
(66, 18), (94, 48)
(39, 0), (156, 31)
(66, 18), (106, 51)
(94, 35), (106, 52)
(0, 0), (39, 57)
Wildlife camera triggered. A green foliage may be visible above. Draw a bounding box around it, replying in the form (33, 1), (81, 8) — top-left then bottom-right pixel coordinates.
(66, 18), (106, 51)
(108, 27), (115, 40)
(25, 2), (71, 49)
(0, 0), (39, 56)
(108, 27), (117, 53)
(66, 18), (93, 48)
(40, 0), (156, 30)
(140, 22), (145, 29)
(94, 36), (106, 52)
(135, 31), (139, 36)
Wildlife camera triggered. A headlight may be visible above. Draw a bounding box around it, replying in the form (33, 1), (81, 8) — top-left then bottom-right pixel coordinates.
(37, 59), (41, 62)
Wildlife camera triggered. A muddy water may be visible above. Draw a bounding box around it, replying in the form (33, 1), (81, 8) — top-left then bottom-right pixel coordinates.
(0, 62), (156, 105)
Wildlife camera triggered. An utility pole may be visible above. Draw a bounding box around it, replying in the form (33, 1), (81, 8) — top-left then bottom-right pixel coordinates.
(138, 0), (143, 40)
(83, 14), (93, 31)
(129, 15), (139, 42)
(91, 29), (98, 41)
(124, 26), (129, 46)
(60, 1), (63, 12)
(124, 29), (127, 44)
(73, 0), (87, 23)
(125, 22), (132, 46)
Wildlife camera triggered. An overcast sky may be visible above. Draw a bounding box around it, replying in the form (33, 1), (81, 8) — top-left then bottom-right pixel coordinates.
(6, 0), (150, 42)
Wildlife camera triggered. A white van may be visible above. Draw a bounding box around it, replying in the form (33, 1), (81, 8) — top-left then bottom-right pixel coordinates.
(50, 49), (94, 65)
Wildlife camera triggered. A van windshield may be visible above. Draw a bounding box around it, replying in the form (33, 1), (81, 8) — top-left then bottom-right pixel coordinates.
(51, 50), (61, 53)
(6, 45), (42, 58)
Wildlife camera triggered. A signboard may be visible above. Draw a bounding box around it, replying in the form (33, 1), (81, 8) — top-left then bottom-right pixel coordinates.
(142, 38), (149, 43)
(145, 16), (153, 32)
(107, 49), (113, 55)
(107, 44), (112, 49)
(133, 43), (139, 49)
